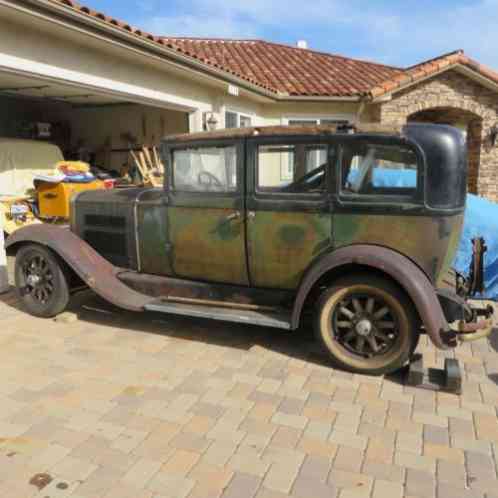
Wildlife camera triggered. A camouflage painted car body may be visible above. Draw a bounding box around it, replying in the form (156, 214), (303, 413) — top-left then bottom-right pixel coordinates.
(68, 123), (466, 294)
(8, 123), (488, 351)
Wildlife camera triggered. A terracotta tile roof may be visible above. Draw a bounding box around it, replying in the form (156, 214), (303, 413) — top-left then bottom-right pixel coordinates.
(368, 50), (498, 98)
(160, 38), (402, 97)
(46, 1), (498, 99)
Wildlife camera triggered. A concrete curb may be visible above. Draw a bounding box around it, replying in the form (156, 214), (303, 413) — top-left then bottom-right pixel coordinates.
(0, 219), (9, 294)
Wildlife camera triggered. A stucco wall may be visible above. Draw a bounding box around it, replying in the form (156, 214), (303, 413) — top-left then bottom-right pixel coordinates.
(261, 102), (358, 125)
(378, 70), (498, 201)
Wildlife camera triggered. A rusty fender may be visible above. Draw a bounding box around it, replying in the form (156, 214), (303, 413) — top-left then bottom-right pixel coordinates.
(5, 224), (151, 312)
(292, 244), (453, 350)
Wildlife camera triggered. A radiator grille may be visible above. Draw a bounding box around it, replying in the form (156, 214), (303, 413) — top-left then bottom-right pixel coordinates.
(84, 230), (128, 267)
(84, 214), (126, 228)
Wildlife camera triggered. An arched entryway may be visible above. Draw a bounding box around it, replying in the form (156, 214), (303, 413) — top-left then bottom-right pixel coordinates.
(408, 107), (483, 194)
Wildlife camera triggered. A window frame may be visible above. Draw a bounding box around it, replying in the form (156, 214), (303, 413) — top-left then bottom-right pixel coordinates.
(225, 109), (253, 129)
(336, 135), (426, 206)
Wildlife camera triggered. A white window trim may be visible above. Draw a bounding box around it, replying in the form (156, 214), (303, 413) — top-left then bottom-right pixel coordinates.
(283, 114), (355, 126)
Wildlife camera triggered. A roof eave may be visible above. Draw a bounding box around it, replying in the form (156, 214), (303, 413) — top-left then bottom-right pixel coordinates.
(20, 0), (280, 102)
(370, 62), (498, 102)
(277, 95), (362, 102)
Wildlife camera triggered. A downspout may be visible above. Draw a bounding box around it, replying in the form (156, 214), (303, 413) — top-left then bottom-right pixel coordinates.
(355, 97), (367, 124)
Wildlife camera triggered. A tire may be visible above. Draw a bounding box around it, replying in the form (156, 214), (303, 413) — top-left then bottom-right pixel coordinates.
(315, 273), (420, 376)
(14, 244), (70, 318)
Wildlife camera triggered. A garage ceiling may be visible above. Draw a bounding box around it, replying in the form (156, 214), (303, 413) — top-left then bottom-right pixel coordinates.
(0, 71), (130, 106)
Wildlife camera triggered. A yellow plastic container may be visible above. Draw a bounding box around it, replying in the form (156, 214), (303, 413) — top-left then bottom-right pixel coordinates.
(37, 180), (104, 219)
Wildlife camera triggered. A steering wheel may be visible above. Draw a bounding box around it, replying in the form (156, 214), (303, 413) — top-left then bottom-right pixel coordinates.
(198, 171), (223, 188)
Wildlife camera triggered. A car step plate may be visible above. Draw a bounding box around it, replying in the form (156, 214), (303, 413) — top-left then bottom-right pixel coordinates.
(144, 300), (292, 330)
(402, 354), (462, 394)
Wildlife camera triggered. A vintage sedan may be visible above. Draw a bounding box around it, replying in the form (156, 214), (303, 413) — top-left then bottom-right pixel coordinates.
(6, 123), (493, 375)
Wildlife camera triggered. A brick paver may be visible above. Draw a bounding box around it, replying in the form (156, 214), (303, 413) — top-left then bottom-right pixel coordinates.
(0, 282), (498, 497)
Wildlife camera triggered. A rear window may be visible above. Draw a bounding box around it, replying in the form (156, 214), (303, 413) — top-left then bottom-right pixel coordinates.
(341, 142), (419, 199)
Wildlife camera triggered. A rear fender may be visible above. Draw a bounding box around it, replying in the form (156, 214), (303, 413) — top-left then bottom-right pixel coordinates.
(292, 245), (453, 349)
(6, 224), (150, 312)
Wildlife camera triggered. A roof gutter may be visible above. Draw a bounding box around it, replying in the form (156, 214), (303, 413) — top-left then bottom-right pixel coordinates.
(12, 0), (279, 102)
(278, 95), (361, 102)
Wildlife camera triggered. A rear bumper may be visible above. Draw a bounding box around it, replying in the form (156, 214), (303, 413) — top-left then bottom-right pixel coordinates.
(437, 288), (494, 347)
(453, 305), (494, 343)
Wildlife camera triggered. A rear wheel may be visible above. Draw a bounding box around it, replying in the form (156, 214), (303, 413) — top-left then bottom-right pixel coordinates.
(315, 274), (419, 375)
(15, 244), (70, 318)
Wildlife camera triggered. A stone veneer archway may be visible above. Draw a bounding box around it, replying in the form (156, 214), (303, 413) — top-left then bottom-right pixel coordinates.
(407, 106), (482, 194)
(378, 71), (498, 201)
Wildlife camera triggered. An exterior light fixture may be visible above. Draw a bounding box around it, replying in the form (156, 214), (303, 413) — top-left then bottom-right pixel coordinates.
(206, 113), (218, 131)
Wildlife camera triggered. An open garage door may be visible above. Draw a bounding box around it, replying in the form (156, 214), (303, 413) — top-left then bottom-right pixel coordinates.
(0, 71), (190, 175)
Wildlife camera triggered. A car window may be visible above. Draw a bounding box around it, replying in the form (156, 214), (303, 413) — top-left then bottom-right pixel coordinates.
(257, 144), (328, 193)
(172, 145), (237, 193)
(341, 142), (418, 198)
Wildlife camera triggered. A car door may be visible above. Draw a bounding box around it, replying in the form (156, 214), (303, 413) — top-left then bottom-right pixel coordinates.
(164, 139), (249, 285)
(246, 136), (334, 290)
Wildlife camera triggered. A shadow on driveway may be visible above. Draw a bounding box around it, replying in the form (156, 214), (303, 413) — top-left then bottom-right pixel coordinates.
(1, 289), (334, 370)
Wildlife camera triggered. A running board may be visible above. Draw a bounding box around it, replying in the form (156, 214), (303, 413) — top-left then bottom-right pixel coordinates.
(144, 300), (292, 330)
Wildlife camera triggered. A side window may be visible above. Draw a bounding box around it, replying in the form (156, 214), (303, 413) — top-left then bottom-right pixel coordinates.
(341, 142), (418, 198)
(172, 145), (237, 193)
(257, 143), (328, 194)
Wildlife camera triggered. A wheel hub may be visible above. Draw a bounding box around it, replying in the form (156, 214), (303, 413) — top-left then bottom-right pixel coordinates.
(26, 274), (42, 287)
(333, 293), (398, 358)
(355, 318), (372, 337)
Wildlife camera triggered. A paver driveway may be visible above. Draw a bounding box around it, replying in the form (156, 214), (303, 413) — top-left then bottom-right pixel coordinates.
(0, 284), (498, 498)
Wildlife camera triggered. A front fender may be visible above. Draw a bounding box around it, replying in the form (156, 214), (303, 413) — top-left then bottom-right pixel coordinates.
(6, 224), (151, 312)
(292, 244), (454, 349)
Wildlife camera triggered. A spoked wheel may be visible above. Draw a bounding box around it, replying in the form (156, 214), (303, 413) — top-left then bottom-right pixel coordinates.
(315, 274), (419, 375)
(15, 244), (70, 318)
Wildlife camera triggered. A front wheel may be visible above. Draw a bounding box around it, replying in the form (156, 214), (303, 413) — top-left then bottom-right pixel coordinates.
(315, 274), (420, 375)
(15, 244), (70, 318)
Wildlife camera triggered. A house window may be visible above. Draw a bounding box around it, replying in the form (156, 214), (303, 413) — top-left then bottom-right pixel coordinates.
(225, 110), (252, 129)
(288, 118), (350, 127)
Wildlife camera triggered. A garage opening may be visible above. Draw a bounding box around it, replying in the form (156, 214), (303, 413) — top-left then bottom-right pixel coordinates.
(0, 72), (189, 233)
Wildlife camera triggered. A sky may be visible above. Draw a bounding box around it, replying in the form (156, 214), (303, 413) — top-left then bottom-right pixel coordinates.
(85, 0), (498, 69)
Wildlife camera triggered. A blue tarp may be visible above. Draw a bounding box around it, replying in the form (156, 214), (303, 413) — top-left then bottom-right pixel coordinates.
(347, 168), (497, 299)
(454, 194), (498, 300)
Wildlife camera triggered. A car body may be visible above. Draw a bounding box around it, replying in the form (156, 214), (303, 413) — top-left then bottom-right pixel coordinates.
(6, 123), (494, 375)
